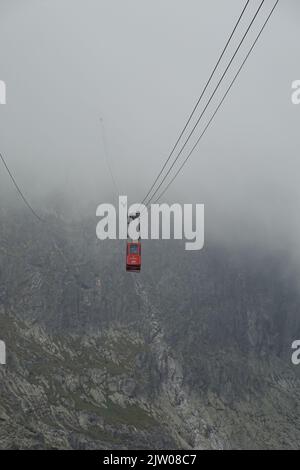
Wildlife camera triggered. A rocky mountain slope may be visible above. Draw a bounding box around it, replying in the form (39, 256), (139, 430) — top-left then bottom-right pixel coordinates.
(0, 209), (300, 449)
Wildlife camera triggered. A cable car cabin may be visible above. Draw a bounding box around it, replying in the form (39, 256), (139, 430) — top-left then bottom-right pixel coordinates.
(126, 242), (141, 272)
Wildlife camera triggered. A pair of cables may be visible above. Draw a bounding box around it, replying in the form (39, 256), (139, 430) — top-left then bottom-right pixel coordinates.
(140, 0), (280, 207)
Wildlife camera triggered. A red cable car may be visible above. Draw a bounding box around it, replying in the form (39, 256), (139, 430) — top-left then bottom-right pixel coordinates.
(126, 212), (141, 272)
(126, 241), (141, 272)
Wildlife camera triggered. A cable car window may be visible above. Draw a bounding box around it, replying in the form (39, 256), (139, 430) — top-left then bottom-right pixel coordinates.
(129, 245), (139, 254)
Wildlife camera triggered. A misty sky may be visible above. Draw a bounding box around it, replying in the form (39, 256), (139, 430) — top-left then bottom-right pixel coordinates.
(0, 0), (299, 253)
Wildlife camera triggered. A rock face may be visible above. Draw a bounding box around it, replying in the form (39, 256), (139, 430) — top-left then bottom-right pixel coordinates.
(0, 210), (300, 449)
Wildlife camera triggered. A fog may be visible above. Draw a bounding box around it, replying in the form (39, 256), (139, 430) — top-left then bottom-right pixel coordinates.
(0, 0), (299, 255)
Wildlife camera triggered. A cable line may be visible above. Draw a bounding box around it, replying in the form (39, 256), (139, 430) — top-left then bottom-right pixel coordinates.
(99, 117), (120, 201)
(0, 150), (92, 282)
(152, 0), (280, 204)
(0, 151), (43, 222)
(140, 0), (251, 206)
(145, 0), (266, 206)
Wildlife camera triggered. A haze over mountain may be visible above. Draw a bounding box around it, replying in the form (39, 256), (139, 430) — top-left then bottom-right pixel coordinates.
(0, 1), (299, 253)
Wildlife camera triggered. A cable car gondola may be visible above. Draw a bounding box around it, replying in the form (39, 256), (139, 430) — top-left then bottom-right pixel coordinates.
(126, 241), (141, 272)
(126, 212), (141, 272)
